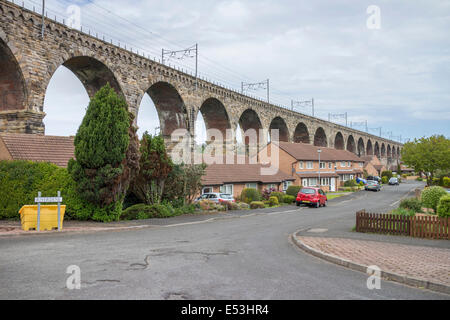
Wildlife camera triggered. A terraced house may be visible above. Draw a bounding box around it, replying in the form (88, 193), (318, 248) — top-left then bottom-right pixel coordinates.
(259, 142), (365, 192)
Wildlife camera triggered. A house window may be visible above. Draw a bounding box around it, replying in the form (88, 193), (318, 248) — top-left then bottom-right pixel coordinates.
(347, 161), (351, 167)
(202, 187), (213, 194)
(299, 161), (304, 169)
(307, 161), (313, 169)
(321, 178), (330, 186)
(341, 161), (346, 167)
(308, 178), (318, 186)
(319, 162), (326, 169)
(245, 183), (257, 189)
(266, 183), (277, 190)
(359, 162), (363, 167)
(220, 184), (234, 195)
(329, 162), (332, 169)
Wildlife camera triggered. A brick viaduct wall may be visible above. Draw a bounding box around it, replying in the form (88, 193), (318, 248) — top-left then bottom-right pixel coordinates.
(0, 0), (402, 166)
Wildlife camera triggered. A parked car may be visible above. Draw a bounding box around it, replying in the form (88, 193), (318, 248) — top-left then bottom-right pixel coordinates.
(367, 176), (381, 183)
(195, 193), (235, 204)
(296, 187), (327, 208)
(389, 177), (399, 185)
(365, 180), (381, 191)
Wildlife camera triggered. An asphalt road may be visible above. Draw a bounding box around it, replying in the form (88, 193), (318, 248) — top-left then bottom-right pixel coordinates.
(1, 181), (449, 300)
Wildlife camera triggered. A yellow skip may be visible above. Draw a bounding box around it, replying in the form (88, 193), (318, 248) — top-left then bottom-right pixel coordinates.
(19, 205), (66, 231)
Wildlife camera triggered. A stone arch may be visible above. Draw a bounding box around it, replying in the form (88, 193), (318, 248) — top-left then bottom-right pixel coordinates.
(346, 135), (356, 153)
(144, 81), (188, 137)
(387, 145), (392, 158)
(47, 56), (124, 100)
(0, 37), (27, 112)
(314, 127), (327, 147)
(198, 97), (231, 140)
(366, 139), (373, 155)
(381, 143), (386, 157)
(293, 122), (310, 144)
(357, 138), (365, 157)
(269, 116), (289, 142)
(397, 147), (401, 159)
(334, 132), (345, 150)
(239, 108), (263, 146)
(374, 142), (380, 158)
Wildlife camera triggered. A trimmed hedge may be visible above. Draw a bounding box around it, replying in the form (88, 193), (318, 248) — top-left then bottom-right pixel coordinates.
(0, 160), (101, 221)
(270, 191), (284, 204)
(250, 201), (265, 209)
(283, 195), (295, 204)
(268, 196), (279, 206)
(286, 185), (301, 197)
(437, 194), (450, 218)
(121, 203), (196, 220)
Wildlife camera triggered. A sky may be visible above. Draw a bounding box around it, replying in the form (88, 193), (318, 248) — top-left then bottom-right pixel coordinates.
(36, 0), (450, 142)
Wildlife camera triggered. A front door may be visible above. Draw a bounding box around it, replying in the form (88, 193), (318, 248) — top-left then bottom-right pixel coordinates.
(330, 178), (336, 192)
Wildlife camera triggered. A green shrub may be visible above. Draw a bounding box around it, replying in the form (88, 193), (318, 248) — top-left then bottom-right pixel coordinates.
(286, 185), (301, 197)
(268, 196), (279, 206)
(283, 195), (295, 204)
(344, 180), (357, 187)
(437, 194), (450, 217)
(270, 191), (284, 203)
(381, 170), (393, 179)
(391, 208), (416, 217)
(421, 186), (447, 213)
(241, 188), (262, 204)
(402, 174), (407, 179)
(238, 202), (250, 210)
(416, 177), (423, 181)
(399, 198), (422, 213)
(442, 177), (450, 188)
(250, 201), (265, 209)
(121, 203), (179, 220)
(359, 181), (365, 186)
(0, 160), (102, 221)
(381, 176), (389, 184)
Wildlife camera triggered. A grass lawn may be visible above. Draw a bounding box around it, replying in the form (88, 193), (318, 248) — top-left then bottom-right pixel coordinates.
(327, 194), (347, 200)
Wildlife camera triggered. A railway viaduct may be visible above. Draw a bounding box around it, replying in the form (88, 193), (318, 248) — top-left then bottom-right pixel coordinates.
(0, 0), (402, 166)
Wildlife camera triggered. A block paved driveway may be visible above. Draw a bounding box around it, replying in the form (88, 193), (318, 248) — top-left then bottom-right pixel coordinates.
(297, 236), (450, 287)
(0, 181), (449, 299)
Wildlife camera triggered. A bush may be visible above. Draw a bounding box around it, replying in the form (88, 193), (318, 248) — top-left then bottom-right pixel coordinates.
(268, 196), (279, 206)
(437, 194), (450, 217)
(359, 181), (365, 187)
(416, 177), (423, 181)
(237, 202), (250, 210)
(392, 208), (416, 217)
(344, 180), (357, 187)
(402, 174), (407, 179)
(381, 176), (389, 184)
(241, 188), (262, 204)
(286, 185), (301, 197)
(250, 201), (265, 209)
(121, 203), (179, 220)
(262, 187), (276, 200)
(399, 198), (422, 213)
(381, 170), (393, 179)
(283, 195), (295, 204)
(421, 186), (447, 213)
(198, 200), (219, 211)
(270, 191), (284, 203)
(442, 177), (450, 188)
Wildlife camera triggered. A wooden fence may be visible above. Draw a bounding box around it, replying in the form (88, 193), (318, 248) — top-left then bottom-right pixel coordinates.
(356, 210), (449, 240)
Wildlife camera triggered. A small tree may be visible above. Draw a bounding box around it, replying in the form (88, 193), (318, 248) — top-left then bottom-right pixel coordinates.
(132, 132), (173, 205)
(381, 170), (393, 179)
(68, 84), (134, 221)
(402, 135), (450, 186)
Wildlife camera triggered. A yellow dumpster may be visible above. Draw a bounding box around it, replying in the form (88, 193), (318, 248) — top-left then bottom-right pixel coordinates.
(19, 205), (66, 231)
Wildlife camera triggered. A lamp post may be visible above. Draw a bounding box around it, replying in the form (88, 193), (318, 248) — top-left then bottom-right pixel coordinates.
(318, 149), (322, 188)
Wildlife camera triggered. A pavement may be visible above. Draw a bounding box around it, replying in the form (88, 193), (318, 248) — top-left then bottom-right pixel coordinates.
(0, 180), (449, 299)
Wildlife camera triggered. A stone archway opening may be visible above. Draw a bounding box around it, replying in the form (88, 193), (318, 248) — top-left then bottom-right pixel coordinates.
(198, 98), (231, 142)
(0, 38), (26, 112)
(334, 132), (344, 150)
(387, 145), (392, 159)
(374, 142), (380, 158)
(346, 135), (356, 153)
(293, 122), (310, 144)
(381, 143), (386, 158)
(314, 127), (327, 147)
(366, 140), (373, 156)
(239, 109), (263, 157)
(269, 116), (289, 142)
(357, 138), (365, 157)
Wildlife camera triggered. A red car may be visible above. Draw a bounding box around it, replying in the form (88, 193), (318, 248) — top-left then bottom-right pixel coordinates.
(296, 187), (327, 208)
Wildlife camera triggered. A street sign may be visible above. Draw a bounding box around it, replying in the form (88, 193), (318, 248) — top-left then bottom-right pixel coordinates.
(35, 191), (63, 232)
(35, 197), (63, 203)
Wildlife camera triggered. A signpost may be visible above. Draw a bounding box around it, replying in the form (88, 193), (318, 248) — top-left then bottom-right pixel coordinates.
(35, 191), (63, 231)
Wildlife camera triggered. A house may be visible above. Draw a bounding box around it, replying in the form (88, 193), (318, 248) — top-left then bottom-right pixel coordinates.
(361, 155), (387, 177)
(0, 133), (75, 168)
(258, 142), (365, 192)
(201, 163), (295, 199)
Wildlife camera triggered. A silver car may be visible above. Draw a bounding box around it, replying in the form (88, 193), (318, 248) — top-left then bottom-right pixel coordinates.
(195, 193), (235, 204)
